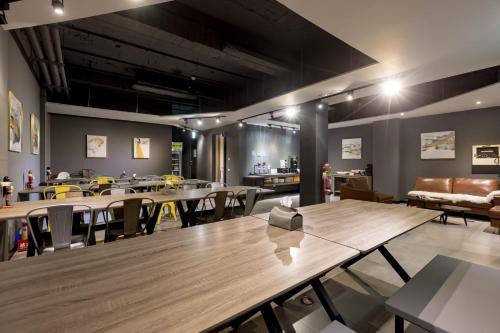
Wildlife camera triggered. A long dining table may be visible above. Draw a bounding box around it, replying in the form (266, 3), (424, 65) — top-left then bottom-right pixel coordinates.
(0, 186), (273, 260)
(254, 199), (442, 285)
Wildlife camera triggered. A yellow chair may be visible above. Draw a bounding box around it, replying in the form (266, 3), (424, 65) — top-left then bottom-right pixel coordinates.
(43, 185), (82, 200)
(156, 175), (183, 224)
(90, 177), (116, 185)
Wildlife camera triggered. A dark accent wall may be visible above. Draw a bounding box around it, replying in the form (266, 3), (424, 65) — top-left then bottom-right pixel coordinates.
(328, 124), (372, 171)
(244, 125), (299, 174)
(328, 107), (500, 201)
(50, 115), (172, 177)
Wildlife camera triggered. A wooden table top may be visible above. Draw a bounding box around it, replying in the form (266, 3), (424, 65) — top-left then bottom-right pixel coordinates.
(386, 255), (500, 333)
(254, 199), (442, 253)
(1, 186), (273, 222)
(0, 217), (358, 333)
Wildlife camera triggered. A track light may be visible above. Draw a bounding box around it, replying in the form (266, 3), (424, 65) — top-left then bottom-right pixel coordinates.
(52, 0), (64, 15)
(197, 119), (203, 126)
(215, 117), (220, 124)
(346, 92), (354, 101)
(238, 121), (244, 128)
(382, 79), (402, 96)
(285, 106), (299, 118)
(317, 103), (324, 110)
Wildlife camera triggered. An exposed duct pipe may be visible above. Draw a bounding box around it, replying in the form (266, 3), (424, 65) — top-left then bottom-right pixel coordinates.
(40, 25), (61, 93)
(51, 27), (69, 95)
(26, 27), (53, 92)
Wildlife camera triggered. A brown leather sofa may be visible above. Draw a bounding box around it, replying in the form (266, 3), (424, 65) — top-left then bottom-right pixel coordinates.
(490, 206), (500, 233)
(408, 177), (500, 216)
(340, 178), (394, 203)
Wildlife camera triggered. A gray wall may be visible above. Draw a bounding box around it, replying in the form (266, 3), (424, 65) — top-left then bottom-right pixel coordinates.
(245, 125), (299, 174)
(0, 29), (41, 196)
(328, 107), (500, 200)
(328, 124), (372, 171)
(50, 114), (172, 177)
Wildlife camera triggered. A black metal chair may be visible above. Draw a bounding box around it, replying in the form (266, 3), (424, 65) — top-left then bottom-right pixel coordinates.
(89, 183), (120, 195)
(104, 198), (155, 242)
(25, 204), (93, 255)
(198, 190), (235, 224)
(232, 188), (263, 217)
(205, 182), (228, 188)
(99, 188), (136, 196)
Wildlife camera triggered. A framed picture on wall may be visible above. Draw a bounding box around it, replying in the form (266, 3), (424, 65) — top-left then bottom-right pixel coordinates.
(342, 138), (362, 159)
(133, 137), (150, 159)
(86, 135), (107, 158)
(30, 113), (40, 155)
(420, 130), (455, 159)
(8, 91), (23, 153)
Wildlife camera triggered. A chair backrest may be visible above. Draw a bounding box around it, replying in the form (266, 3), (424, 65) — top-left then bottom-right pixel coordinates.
(340, 184), (375, 202)
(205, 182), (227, 189)
(235, 188), (261, 216)
(105, 198), (154, 238)
(91, 176), (116, 185)
(202, 190), (233, 222)
(43, 185), (82, 200)
(162, 175), (183, 189)
(90, 183), (119, 194)
(50, 190), (94, 199)
(100, 188), (136, 196)
(25, 204), (93, 253)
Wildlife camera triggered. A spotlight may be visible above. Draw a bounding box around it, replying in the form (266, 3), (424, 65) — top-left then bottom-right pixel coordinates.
(197, 119), (203, 126)
(346, 92), (354, 101)
(382, 79), (402, 96)
(292, 130), (296, 134)
(215, 117), (220, 124)
(52, 0), (64, 15)
(238, 121), (244, 128)
(400, 112), (405, 116)
(476, 100), (482, 105)
(317, 103), (324, 110)
(191, 130), (197, 139)
(286, 106), (299, 118)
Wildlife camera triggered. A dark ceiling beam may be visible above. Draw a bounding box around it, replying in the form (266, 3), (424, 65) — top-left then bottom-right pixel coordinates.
(60, 24), (258, 81)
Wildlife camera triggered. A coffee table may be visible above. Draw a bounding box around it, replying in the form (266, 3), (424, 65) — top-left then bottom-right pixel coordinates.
(441, 205), (471, 226)
(406, 195), (447, 222)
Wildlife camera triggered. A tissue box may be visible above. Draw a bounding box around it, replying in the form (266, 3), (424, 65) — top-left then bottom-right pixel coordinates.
(268, 206), (303, 231)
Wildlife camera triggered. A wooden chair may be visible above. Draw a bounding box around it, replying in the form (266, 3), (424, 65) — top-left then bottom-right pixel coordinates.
(43, 185), (82, 200)
(104, 198), (155, 242)
(25, 204), (93, 255)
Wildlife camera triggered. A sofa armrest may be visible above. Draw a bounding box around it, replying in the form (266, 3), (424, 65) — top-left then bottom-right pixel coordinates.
(494, 196), (500, 206)
(375, 192), (394, 204)
(340, 185), (376, 202)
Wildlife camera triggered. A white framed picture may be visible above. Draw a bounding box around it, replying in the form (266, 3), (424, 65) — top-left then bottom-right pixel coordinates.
(30, 113), (40, 155)
(342, 138), (362, 159)
(9, 91), (23, 153)
(133, 137), (150, 159)
(472, 144), (500, 165)
(86, 135), (107, 158)
(421, 131), (455, 159)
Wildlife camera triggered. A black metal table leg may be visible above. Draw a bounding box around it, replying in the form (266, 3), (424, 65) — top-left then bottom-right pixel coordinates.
(311, 278), (345, 324)
(27, 217), (43, 256)
(340, 249), (375, 270)
(378, 245), (411, 283)
(260, 303), (282, 333)
(395, 315), (404, 333)
(463, 211), (468, 226)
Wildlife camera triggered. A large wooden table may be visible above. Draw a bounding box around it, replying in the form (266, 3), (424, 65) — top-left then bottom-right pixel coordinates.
(0, 217), (359, 333)
(17, 179), (211, 201)
(254, 199), (442, 282)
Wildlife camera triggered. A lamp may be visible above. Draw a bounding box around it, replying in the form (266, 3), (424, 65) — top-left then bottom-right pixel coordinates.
(52, 0), (64, 15)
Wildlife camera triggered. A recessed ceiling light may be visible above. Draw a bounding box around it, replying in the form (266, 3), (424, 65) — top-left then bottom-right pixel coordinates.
(400, 112), (405, 116)
(346, 93), (354, 101)
(382, 79), (402, 96)
(238, 121), (244, 128)
(292, 130), (296, 134)
(197, 119), (203, 126)
(476, 100), (482, 105)
(317, 103), (324, 110)
(52, 0), (64, 15)
(215, 117), (220, 124)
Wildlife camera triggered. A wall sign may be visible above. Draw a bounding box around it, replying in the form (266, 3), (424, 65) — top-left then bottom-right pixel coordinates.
(472, 144), (500, 166)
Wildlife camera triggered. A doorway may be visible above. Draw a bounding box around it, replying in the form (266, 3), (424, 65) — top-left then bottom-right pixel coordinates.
(212, 133), (226, 183)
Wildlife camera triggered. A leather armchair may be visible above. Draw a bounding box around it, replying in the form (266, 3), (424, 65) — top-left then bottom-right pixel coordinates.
(340, 181), (394, 204)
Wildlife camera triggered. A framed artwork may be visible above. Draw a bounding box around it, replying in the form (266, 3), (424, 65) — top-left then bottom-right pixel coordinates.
(472, 144), (500, 166)
(421, 131), (455, 159)
(342, 138), (362, 159)
(30, 113), (40, 155)
(86, 135), (107, 158)
(8, 91), (23, 153)
(133, 137), (150, 159)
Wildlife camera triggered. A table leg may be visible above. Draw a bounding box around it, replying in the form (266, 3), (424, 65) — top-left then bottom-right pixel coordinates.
(260, 303), (282, 333)
(145, 203), (162, 234)
(463, 211), (468, 226)
(395, 315), (404, 333)
(311, 278), (345, 324)
(27, 217), (43, 256)
(378, 245), (411, 283)
(340, 249), (375, 270)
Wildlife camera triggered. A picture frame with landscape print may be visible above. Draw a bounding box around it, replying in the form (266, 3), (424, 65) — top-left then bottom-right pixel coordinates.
(421, 130), (455, 159)
(86, 135), (107, 158)
(30, 113), (40, 155)
(133, 137), (150, 159)
(342, 138), (362, 159)
(8, 91), (23, 153)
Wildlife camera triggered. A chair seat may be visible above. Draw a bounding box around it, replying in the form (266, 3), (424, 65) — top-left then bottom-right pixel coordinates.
(320, 321), (356, 333)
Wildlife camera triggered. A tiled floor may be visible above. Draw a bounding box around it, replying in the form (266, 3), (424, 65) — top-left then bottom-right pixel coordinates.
(12, 194), (500, 332)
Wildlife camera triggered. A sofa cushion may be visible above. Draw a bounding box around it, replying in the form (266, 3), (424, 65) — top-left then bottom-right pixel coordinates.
(452, 178), (499, 196)
(414, 177), (453, 193)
